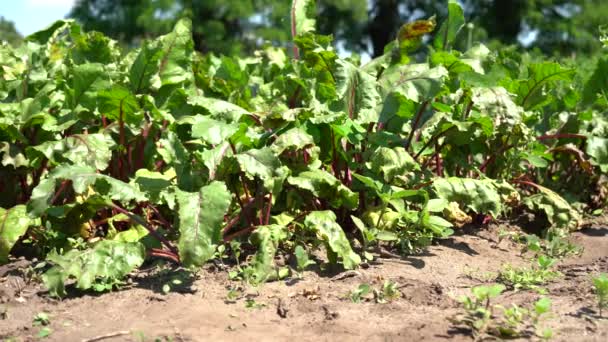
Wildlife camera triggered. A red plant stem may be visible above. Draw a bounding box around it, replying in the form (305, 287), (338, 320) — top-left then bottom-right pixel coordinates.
(117, 100), (127, 180)
(51, 180), (70, 205)
(511, 179), (542, 191)
(345, 167), (352, 187)
(148, 248), (180, 264)
(421, 151), (436, 170)
(32, 159), (48, 188)
(222, 198), (256, 235)
(288, 86), (301, 109)
(265, 193), (272, 225)
(101, 115), (107, 128)
(223, 225), (256, 242)
(257, 189), (264, 226)
(92, 217), (110, 227)
(222, 213), (243, 236)
(330, 130), (339, 177)
(435, 142), (443, 177)
(109, 203), (178, 255)
(537, 133), (586, 141)
(229, 142), (251, 200)
(137, 123), (151, 170)
(463, 100), (474, 119)
(18, 175), (28, 203)
(148, 204), (172, 230)
(413, 180), (434, 190)
(127, 143), (134, 174)
(405, 100), (429, 150)
(413, 127), (454, 161)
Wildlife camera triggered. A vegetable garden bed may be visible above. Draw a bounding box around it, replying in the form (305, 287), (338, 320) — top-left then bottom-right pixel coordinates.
(0, 0), (607, 340)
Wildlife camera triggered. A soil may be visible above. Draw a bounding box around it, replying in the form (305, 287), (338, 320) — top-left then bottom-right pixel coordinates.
(1, 218), (607, 342)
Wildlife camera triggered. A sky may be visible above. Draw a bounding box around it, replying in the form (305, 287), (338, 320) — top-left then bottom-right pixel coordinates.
(0, 0), (75, 36)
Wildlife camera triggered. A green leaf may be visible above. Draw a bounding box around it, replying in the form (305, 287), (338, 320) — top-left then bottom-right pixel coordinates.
(433, 178), (518, 217)
(234, 147), (289, 194)
(582, 56), (608, 106)
(176, 181), (232, 268)
(586, 136), (608, 173)
(294, 245), (315, 271)
(31, 133), (115, 170)
(272, 128), (314, 154)
(304, 211), (360, 269)
(190, 116), (239, 145)
(42, 240), (145, 297)
(522, 184), (582, 231)
(334, 59), (381, 124)
(433, 0), (465, 50)
(0, 142), (28, 168)
(369, 146), (420, 183)
(291, 0), (316, 36)
(157, 18), (194, 86)
(68, 63), (110, 111)
(132, 169), (175, 205)
(158, 131), (198, 190)
(242, 224), (288, 284)
(187, 96), (249, 123)
(288, 169), (359, 209)
(0, 205), (39, 264)
(129, 40), (162, 93)
(70, 25), (119, 64)
(380, 64), (448, 102)
(516, 62), (574, 110)
(28, 165), (147, 217)
(97, 85), (142, 126)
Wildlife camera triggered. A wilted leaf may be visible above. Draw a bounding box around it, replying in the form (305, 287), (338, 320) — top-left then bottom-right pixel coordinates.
(0, 205), (40, 264)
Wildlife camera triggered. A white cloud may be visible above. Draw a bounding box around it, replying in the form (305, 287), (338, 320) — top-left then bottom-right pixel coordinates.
(25, 0), (75, 8)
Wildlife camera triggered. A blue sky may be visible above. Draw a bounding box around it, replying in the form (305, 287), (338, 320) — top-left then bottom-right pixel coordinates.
(0, 0), (75, 36)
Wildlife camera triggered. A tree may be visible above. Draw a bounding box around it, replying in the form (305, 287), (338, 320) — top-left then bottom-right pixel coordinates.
(319, 0), (606, 57)
(67, 0), (606, 57)
(68, 0), (290, 55)
(0, 16), (22, 46)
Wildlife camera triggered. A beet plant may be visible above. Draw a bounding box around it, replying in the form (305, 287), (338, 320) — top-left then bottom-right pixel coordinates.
(0, 0), (606, 297)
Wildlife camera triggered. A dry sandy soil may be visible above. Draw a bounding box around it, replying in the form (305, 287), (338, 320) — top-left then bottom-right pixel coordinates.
(1, 218), (607, 342)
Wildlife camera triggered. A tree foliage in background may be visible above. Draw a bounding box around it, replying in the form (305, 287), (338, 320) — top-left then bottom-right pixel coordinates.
(0, 16), (22, 46)
(68, 0), (292, 55)
(67, 0), (607, 57)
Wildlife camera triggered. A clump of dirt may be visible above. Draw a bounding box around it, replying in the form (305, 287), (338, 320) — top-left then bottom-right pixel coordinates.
(0, 218), (607, 341)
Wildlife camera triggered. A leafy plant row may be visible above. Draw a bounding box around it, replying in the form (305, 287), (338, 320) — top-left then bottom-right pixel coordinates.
(0, 0), (606, 296)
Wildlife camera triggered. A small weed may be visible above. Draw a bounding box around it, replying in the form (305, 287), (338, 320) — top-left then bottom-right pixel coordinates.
(462, 266), (497, 282)
(592, 273), (608, 317)
(225, 286), (244, 303)
(294, 245), (316, 274)
(33, 312), (50, 326)
(349, 284), (372, 303)
(498, 256), (561, 291)
(245, 298), (266, 309)
(348, 281), (401, 304)
(452, 285), (553, 339)
(498, 230), (582, 259)
(375, 280), (401, 303)
(37, 327), (52, 339)
(33, 312), (52, 339)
